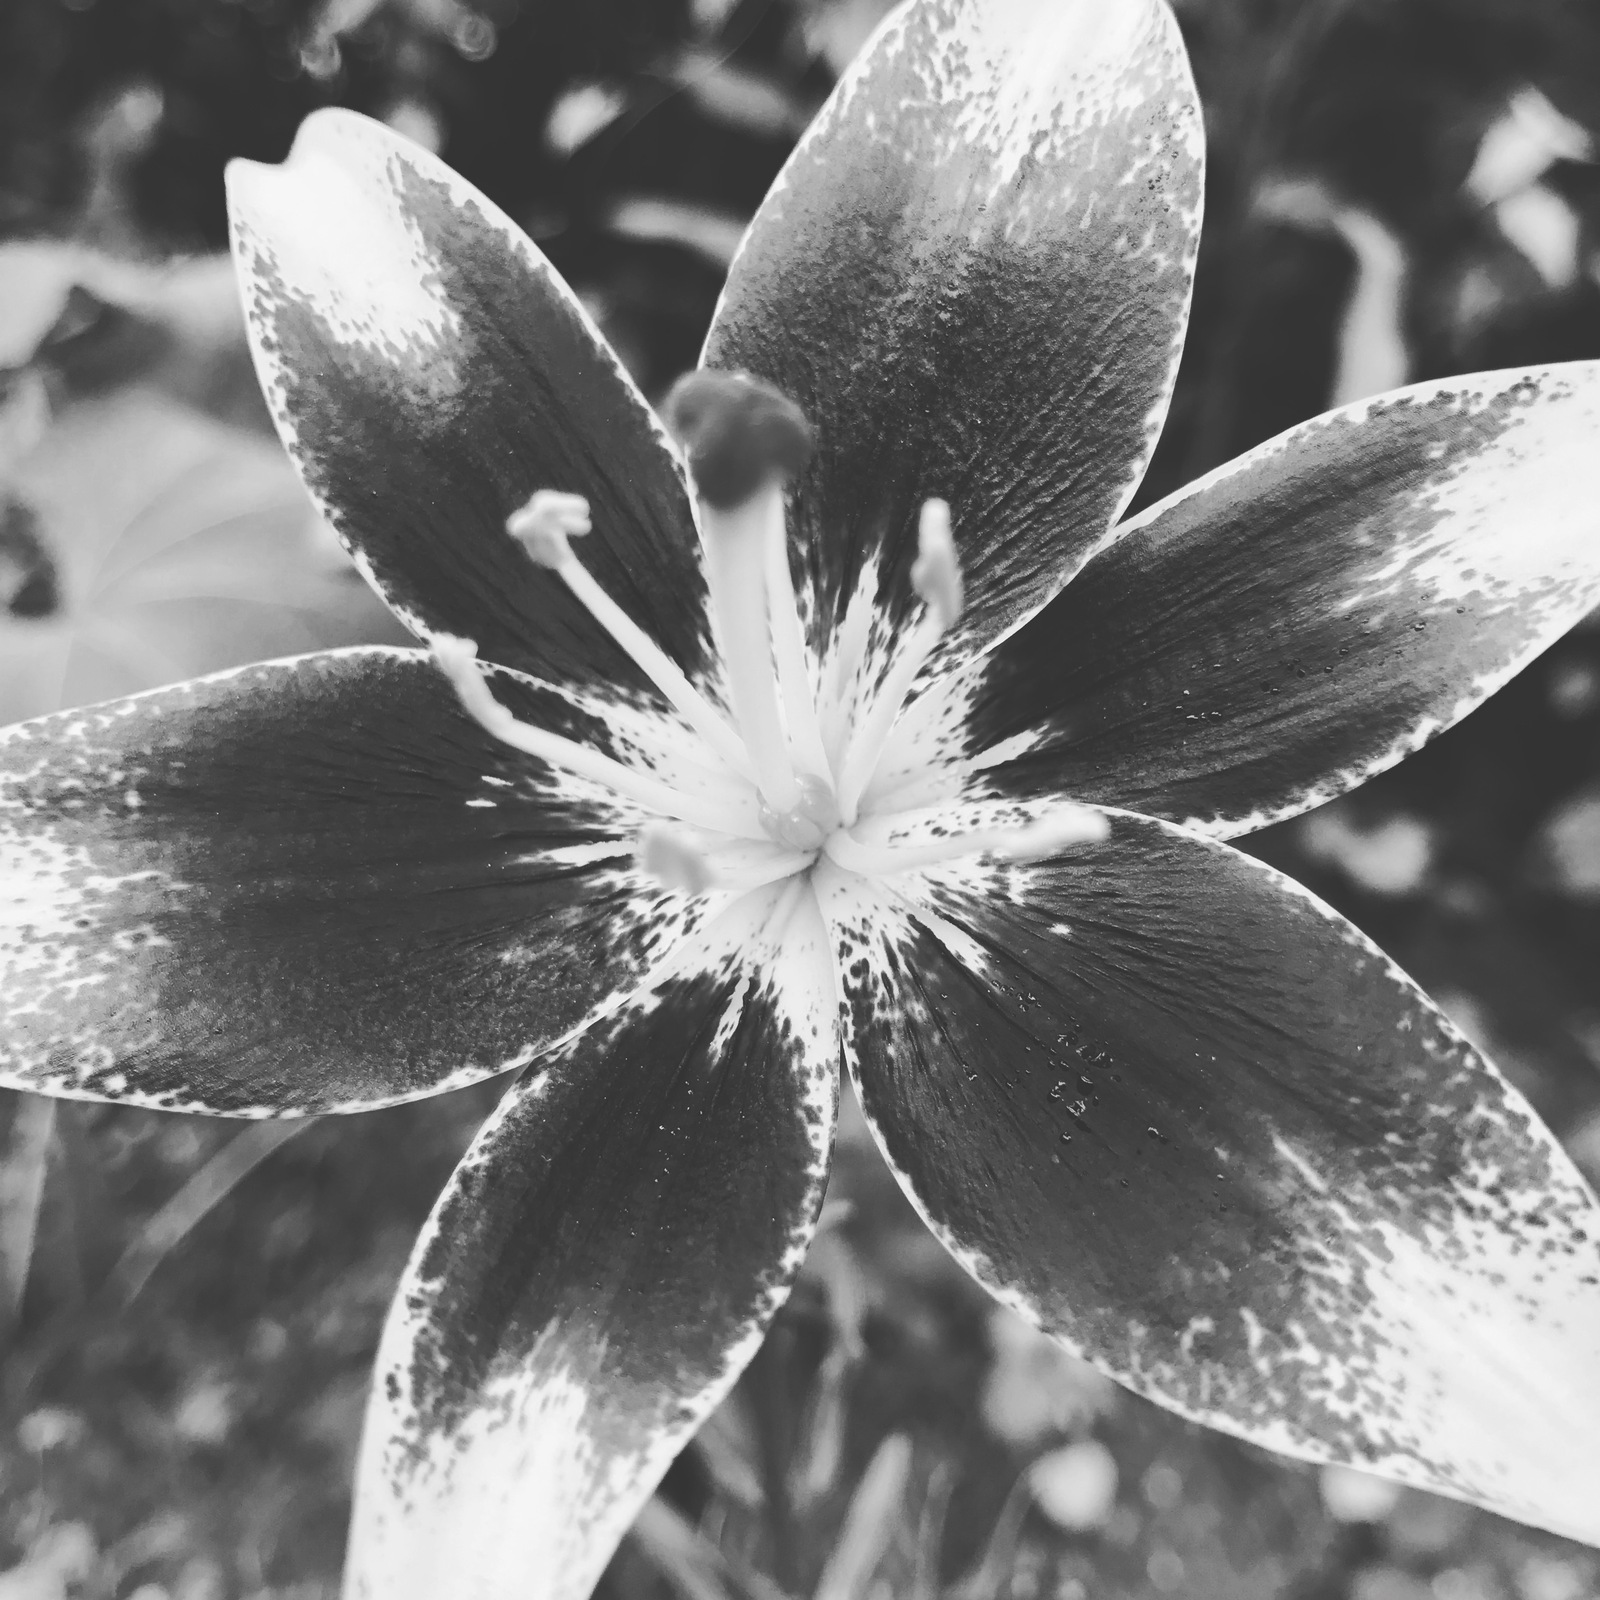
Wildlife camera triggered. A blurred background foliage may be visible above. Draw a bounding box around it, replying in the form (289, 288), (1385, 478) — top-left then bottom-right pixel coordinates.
(4, 1), (1600, 1598)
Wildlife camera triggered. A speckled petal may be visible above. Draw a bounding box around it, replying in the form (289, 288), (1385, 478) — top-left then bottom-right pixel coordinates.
(344, 881), (838, 1600)
(0, 648), (724, 1115)
(227, 109), (711, 694)
(817, 812), (1600, 1544)
(703, 0), (1202, 667)
(938, 362), (1600, 836)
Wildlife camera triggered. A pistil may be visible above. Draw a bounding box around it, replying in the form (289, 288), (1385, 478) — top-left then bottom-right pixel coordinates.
(437, 370), (1103, 903)
(664, 370), (817, 818)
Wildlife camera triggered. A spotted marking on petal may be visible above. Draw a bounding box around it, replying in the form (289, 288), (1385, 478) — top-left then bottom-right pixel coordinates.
(344, 881), (839, 1600)
(816, 816), (1600, 1544)
(706, 0), (1204, 667)
(0, 649), (725, 1116)
(474, 660), (766, 843)
(948, 362), (1600, 838)
(227, 109), (715, 696)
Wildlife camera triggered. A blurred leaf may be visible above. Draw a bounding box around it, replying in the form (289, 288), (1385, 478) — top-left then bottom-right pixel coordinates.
(979, 1307), (1117, 1452)
(629, 1499), (733, 1600)
(1299, 807), (1435, 897)
(1254, 180), (1410, 403)
(670, 50), (813, 141)
(1466, 86), (1592, 206)
(796, 0), (898, 76)
(947, 1470), (1031, 1600)
(0, 1097), (54, 1339)
(546, 81), (631, 157)
(0, 1523), (96, 1600)
(811, 1433), (913, 1600)
(1028, 1442), (1120, 1536)
(108, 1122), (305, 1312)
(0, 371), (49, 473)
(1494, 184), (1582, 288)
(603, 195), (749, 267)
(1532, 786), (1600, 897)
(693, 1403), (768, 1513)
(1, 390), (407, 725)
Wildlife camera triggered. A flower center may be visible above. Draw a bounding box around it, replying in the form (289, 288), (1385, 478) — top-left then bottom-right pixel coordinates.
(430, 369), (1105, 894)
(762, 773), (839, 853)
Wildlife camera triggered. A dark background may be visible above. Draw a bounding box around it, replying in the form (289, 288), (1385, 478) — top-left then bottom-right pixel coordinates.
(3, 2), (1600, 1597)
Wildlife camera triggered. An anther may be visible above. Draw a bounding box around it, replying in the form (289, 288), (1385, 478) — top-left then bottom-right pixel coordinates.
(639, 823), (718, 894)
(997, 808), (1110, 860)
(508, 489), (591, 567)
(663, 370), (813, 509)
(823, 803), (1109, 877)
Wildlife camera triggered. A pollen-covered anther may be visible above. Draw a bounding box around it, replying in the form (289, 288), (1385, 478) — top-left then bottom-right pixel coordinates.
(823, 804), (1110, 877)
(638, 823), (718, 895)
(506, 489), (591, 567)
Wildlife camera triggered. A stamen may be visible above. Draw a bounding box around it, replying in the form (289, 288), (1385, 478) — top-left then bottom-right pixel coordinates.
(638, 824), (717, 895)
(820, 584), (873, 777)
(823, 803), (1109, 877)
(636, 823), (813, 896)
(834, 498), (964, 825)
(763, 500), (833, 782)
(508, 490), (753, 782)
(432, 634), (754, 835)
(665, 370), (816, 816)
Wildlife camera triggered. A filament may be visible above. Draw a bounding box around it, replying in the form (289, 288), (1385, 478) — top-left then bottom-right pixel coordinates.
(432, 635), (756, 835)
(508, 491), (753, 781)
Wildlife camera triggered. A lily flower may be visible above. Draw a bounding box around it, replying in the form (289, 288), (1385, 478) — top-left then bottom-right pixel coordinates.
(4, 0), (1600, 1592)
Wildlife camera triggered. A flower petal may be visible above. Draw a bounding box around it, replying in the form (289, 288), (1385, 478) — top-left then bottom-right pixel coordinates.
(344, 881), (838, 1600)
(816, 811), (1600, 1544)
(943, 363), (1600, 836)
(227, 109), (710, 691)
(0, 648), (716, 1115)
(703, 0), (1203, 662)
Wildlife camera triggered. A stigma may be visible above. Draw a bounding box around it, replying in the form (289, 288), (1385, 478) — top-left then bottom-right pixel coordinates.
(433, 368), (1106, 895)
